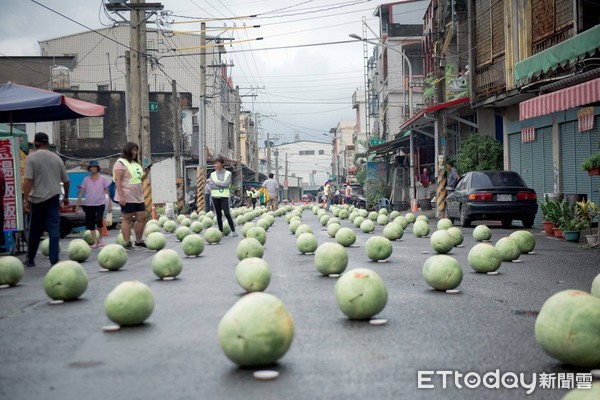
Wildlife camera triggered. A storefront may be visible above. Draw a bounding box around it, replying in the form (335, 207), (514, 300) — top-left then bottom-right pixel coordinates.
(508, 77), (600, 226)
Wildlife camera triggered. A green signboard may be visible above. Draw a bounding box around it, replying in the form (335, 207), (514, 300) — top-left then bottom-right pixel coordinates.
(149, 102), (158, 112)
(370, 138), (384, 146)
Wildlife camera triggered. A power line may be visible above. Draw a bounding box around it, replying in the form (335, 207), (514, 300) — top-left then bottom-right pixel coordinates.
(29, 0), (143, 57)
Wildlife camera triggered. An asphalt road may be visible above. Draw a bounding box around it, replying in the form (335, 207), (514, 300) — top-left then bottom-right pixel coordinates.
(1, 207), (599, 400)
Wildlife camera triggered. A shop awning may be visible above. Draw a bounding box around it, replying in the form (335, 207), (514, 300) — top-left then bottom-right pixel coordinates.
(369, 134), (410, 156)
(519, 77), (600, 121)
(369, 97), (473, 156)
(399, 96), (471, 131)
(514, 25), (600, 85)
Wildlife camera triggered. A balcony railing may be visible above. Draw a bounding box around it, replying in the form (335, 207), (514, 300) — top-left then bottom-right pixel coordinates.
(474, 57), (506, 101)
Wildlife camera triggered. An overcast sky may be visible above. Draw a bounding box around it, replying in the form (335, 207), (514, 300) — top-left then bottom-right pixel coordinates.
(0, 0), (395, 144)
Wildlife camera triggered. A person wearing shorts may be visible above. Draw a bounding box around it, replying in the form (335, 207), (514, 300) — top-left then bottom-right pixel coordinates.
(262, 173), (279, 212)
(113, 142), (150, 250)
(76, 160), (111, 248)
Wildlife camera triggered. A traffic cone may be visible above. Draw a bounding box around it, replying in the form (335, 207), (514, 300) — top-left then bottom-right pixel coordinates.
(101, 219), (109, 236)
(152, 204), (157, 220)
(292, 200), (295, 206)
(412, 199), (418, 212)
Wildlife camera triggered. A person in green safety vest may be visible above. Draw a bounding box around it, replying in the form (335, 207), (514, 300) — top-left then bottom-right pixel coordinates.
(246, 187), (257, 209)
(208, 157), (238, 237)
(113, 142), (151, 250)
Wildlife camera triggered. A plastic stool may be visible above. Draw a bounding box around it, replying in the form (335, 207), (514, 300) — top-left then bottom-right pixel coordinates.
(1, 230), (16, 254)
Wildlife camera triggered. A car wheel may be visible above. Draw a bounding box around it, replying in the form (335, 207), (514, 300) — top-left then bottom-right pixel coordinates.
(501, 219), (512, 228)
(522, 216), (534, 229)
(60, 217), (72, 239)
(460, 206), (471, 228)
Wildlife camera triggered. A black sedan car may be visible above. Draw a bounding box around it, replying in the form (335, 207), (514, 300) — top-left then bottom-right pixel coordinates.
(446, 171), (538, 228)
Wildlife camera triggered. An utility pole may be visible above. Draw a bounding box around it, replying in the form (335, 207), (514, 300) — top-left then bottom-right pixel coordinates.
(106, 0), (163, 150)
(106, 0), (163, 213)
(196, 21), (207, 212)
(254, 113), (259, 181)
(266, 132), (272, 175)
(124, 51), (131, 141)
(284, 153), (289, 201)
(172, 80), (184, 212)
(235, 85), (243, 195)
(274, 148), (279, 183)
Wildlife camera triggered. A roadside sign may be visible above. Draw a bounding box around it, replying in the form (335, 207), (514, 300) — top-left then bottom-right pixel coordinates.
(149, 102), (158, 112)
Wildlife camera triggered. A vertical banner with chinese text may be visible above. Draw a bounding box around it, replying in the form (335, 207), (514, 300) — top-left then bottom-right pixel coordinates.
(0, 138), (23, 230)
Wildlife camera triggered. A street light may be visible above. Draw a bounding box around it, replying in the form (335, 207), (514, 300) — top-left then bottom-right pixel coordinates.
(349, 33), (413, 118)
(350, 33), (416, 210)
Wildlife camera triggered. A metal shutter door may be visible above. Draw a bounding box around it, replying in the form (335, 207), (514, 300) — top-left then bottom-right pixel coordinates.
(509, 133), (521, 174)
(561, 117), (600, 206)
(530, 127), (552, 227)
(560, 121), (576, 194)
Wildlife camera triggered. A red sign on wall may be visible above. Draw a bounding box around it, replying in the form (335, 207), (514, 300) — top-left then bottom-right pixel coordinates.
(0, 138), (24, 231)
(577, 107), (595, 132)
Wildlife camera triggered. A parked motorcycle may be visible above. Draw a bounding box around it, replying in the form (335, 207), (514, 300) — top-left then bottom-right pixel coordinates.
(354, 194), (367, 209)
(230, 195), (244, 208)
(187, 192), (197, 213)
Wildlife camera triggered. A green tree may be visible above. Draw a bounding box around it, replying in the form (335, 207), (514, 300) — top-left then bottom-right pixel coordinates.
(455, 133), (503, 173)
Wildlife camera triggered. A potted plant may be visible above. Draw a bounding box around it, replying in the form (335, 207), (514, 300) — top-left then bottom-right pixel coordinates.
(539, 195), (560, 236)
(553, 200), (575, 239)
(559, 216), (585, 243)
(581, 151), (600, 176)
(576, 200), (599, 246)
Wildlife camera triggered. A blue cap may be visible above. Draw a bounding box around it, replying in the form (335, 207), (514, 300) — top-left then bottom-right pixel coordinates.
(87, 160), (100, 171)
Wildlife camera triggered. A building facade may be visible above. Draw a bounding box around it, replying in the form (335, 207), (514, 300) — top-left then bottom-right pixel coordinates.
(470, 0), (600, 226)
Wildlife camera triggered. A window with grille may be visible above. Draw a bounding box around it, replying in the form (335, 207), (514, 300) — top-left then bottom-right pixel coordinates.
(77, 117), (104, 139)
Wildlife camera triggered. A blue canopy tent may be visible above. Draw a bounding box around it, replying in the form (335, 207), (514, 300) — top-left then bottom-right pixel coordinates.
(0, 81), (105, 125)
(0, 82), (105, 253)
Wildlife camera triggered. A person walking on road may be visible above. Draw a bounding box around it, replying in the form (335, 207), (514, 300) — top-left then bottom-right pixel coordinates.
(204, 180), (212, 213)
(208, 157), (238, 237)
(262, 173), (279, 212)
(446, 161), (460, 189)
(344, 181), (352, 205)
(324, 180), (333, 211)
(249, 188), (258, 209)
(76, 160), (111, 249)
(23, 132), (70, 267)
(113, 142), (150, 250)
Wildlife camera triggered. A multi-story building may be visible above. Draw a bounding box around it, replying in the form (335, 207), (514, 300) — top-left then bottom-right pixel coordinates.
(374, 0), (428, 139)
(351, 89), (368, 174)
(39, 25), (250, 163)
(333, 122), (356, 184)
(470, 0), (600, 226)
(267, 140), (332, 188)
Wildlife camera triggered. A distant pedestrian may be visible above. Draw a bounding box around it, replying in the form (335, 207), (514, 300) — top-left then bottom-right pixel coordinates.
(446, 161), (460, 189)
(324, 181), (333, 211)
(262, 173), (279, 212)
(250, 188), (258, 209)
(76, 160), (111, 249)
(204, 179), (212, 213)
(23, 132), (70, 267)
(113, 142), (150, 250)
(208, 157), (237, 237)
(419, 167), (431, 187)
(345, 181), (352, 205)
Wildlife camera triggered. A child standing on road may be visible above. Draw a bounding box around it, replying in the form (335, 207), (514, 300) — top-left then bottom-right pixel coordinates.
(76, 160), (111, 248)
